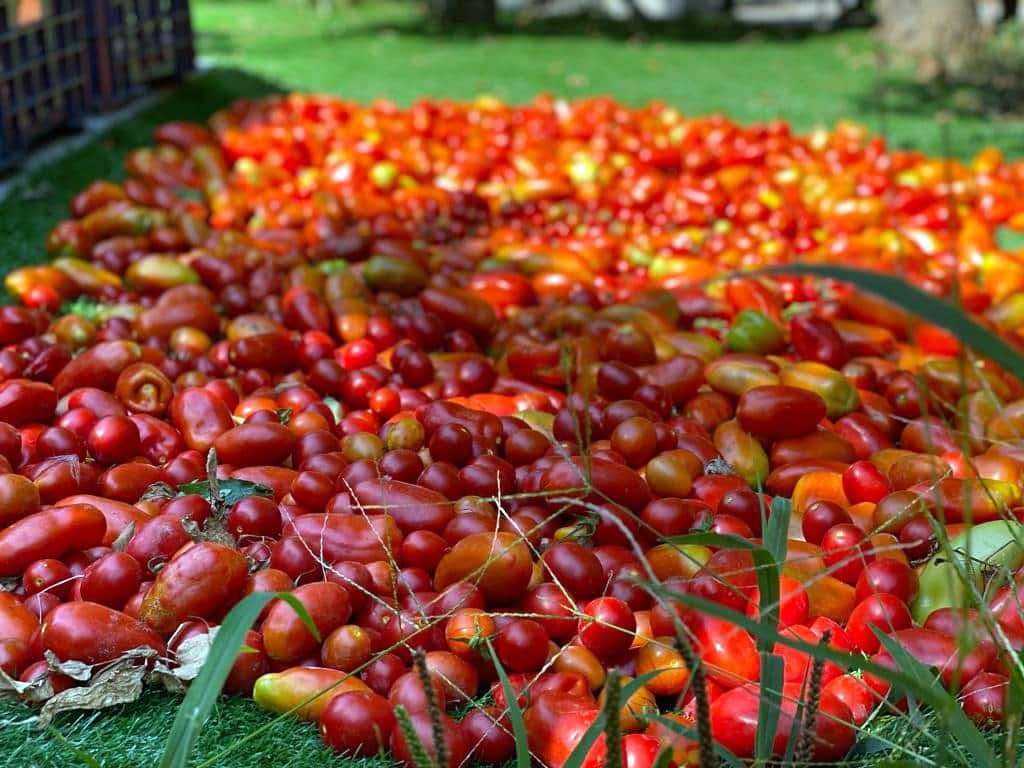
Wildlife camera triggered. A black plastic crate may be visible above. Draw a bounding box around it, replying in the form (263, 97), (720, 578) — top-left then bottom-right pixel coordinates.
(0, 0), (91, 171)
(86, 0), (194, 110)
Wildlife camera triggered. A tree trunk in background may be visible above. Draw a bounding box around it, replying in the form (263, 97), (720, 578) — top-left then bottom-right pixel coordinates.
(875, 0), (981, 76)
(430, 0), (497, 26)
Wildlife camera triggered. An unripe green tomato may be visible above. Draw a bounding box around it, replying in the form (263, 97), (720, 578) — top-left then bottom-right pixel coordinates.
(726, 310), (785, 355)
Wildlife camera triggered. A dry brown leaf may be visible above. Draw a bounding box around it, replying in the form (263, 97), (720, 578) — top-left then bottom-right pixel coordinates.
(0, 667), (53, 705)
(38, 652), (156, 723)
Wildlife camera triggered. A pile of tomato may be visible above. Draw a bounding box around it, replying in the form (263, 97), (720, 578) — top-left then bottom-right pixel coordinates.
(5, 93), (1024, 765)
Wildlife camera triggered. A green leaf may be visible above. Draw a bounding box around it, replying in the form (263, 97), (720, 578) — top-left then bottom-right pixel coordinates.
(178, 478), (273, 509)
(159, 591), (318, 768)
(275, 408), (292, 425)
(484, 639), (530, 768)
(755, 652), (785, 764)
(761, 265), (1024, 379)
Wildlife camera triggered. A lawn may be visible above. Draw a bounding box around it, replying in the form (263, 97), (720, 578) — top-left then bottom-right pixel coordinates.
(1, 1), (1022, 765)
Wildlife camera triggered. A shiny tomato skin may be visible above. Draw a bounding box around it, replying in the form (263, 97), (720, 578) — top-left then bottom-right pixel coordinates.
(525, 691), (602, 768)
(0, 504), (106, 577)
(139, 542), (249, 637)
(261, 581), (352, 664)
(736, 385), (827, 439)
(79, 552), (144, 610)
(42, 601), (166, 664)
(846, 593), (914, 655)
(578, 597), (636, 662)
(169, 387), (235, 453)
(961, 672), (1007, 725)
(213, 422), (297, 467)
(0, 593), (41, 648)
(320, 690), (397, 756)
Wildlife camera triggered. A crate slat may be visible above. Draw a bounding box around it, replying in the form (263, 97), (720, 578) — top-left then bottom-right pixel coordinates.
(0, 0), (91, 170)
(85, 0), (194, 110)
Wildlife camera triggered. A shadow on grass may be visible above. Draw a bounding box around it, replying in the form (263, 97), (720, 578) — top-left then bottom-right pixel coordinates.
(321, 7), (873, 45)
(851, 70), (1024, 156)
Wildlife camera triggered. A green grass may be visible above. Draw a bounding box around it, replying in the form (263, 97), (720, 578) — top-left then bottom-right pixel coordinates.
(4, 1), (1024, 765)
(0, 690), (392, 767)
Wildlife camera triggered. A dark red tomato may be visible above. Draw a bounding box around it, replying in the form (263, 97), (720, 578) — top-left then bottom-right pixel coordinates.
(801, 500), (852, 546)
(388, 670), (449, 713)
(79, 552), (144, 610)
(126, 513), (192, 571)
(320, 690), (397, 756)
(541, 541), (605, 599)
(390, 710), (469, 768)
(736, 385), (826, 439)
(460, 707), (516, 765)
(213, 422), (296, 467)
(22, 558), (73, 600)
(139, 541), (249, 636)
(42, 601), (166, 664)
(867, 628), (992, 692)
(496, 619), (550, 673)
(790, 314), (848, 369)
(960, 672), (1007, 725)
(227, 496), (283, 540)
(224, 629), (270, 696)
(855, 559), (918, 605)
(87, 415), (141, 465)
(578, 597), (636, 662)
(0, 504), (106, 577)
(360, 652), (407, 697)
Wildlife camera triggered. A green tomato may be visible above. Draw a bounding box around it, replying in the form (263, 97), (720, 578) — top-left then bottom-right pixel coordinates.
(726, 310), (785, 355)
(911, 519), (1024, 625)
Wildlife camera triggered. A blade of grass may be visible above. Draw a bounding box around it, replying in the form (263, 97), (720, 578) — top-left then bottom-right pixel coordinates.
(760, 265), (1024, 379)
(665, 532), (780, 638)
(872, 627), (991, 767)
(561, 671), (662, 768)
(1006, 664), (1024, 768)
(648, 712), (745, 768)
(158, 591), (319, 768)
(484, 639), (531, 768)
(44, 722), (102, 768)
(755, 652), (784, 765)
(641, 581), (996, 766)
(764, 496), (791, 566)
